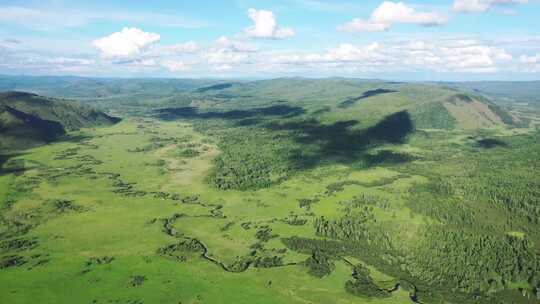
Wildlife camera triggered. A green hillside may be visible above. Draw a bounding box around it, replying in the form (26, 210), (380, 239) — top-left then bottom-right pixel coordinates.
(0, 91), (120, 152)
(181, 79), (517, 131)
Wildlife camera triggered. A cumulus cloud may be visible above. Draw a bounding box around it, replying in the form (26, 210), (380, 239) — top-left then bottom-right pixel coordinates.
(269, 39), (513, 74)
(326, 43), (383, 62)
(93, 27), (160, 58)
(245, 8), (295, 39)
(271, 42), (388, 69)
(402, 39), (513, 73)
(453, 0), (528, 13)
(339, 1), (447, 33)
(312, 43), (384, 63)
(371, 1), (448, 25)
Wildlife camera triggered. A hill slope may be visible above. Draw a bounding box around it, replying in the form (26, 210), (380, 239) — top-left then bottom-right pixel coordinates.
(0, 91), (120, 151)
(184, 79), (518, 131)
(0, 76), (519, 131)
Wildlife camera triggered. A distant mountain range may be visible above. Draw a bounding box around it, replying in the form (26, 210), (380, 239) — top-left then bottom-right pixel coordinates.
(1, 75), (538, 104)
(0, 76), (526, 151)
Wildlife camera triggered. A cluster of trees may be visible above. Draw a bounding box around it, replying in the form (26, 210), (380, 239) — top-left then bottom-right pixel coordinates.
(298, 197), (319, 209)
(345, 264), (390, 298)
(129, 275), (146, 287)
(313, 211), (392, 251)
(314, 213), (372, 242)
(282, 236), (352, 257)
(339, 194), (392, 212)
(406, 228), (540, 295)
(50, 199), (84, 213)
(281, 236), (488, 303)
(208, 126), (299, 190)
(255, 226), (279, 242)
(282, 215), (307, 226)
(85, 256), (114, 266)
(177, 148), (200, 158)
(0, 237), (37, 252)
(157, 240), (205, 262)
(304, 250), (335, 277)
(253, 256), (284, 268)
(403, 131), (540, 299)
(0, 255), (26, 269)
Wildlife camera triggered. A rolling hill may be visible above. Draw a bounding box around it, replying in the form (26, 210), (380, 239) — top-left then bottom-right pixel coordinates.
(183, 79), (518, 131)
(0, 76), (521, 132)
(0, 91), (120, 152)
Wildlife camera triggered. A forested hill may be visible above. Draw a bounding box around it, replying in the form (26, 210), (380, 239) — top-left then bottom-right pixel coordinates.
(181, 79), (519, 131)
(0, 91), (120, 151)
(0, 77), (521, 132)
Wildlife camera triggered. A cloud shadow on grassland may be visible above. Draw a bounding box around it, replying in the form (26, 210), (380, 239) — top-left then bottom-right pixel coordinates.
(154, 104), (306, 121)
(154, 104), (415, 169)
(264, 110), (415, 169)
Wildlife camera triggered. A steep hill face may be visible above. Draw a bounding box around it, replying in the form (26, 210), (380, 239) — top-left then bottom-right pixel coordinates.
(441, 94), (514, 129)
(0, 91), (120, 151)
(411, 92), (517, 130)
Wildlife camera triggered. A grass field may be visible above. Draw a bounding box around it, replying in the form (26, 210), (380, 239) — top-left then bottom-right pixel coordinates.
(0, 119), (425, 303)
(1, 80), (540, 303)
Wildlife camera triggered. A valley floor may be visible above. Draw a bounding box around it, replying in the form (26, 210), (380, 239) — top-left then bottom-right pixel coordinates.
(1, 116), (539, 304)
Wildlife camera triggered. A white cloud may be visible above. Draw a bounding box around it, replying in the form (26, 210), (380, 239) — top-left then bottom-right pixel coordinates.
(402, 39), (513, 73)
(215, 64), (233, 71)
(339, 1), (447, 33)
(203, 48), (249, 64)
(46, 57), (95, 65)
(162, 60), (190, 72)
(323, 43), (384, 62)
(520, 53), (540, 64)
(199, 36), (256, 66)
(93, 27), (160, 58)
(245, 8), (295, 39)
(338, 19), (390, 33)
(372, 1), (447, 25)
(272, 42), (387, 66)
(216, 36), (258, 52)
(268, 39), (513, 74)
(168, 41), (199, 54)
(453, 0), (528, 13)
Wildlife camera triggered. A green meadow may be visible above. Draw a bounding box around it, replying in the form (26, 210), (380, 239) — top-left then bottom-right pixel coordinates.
(1, 79), (540, 303)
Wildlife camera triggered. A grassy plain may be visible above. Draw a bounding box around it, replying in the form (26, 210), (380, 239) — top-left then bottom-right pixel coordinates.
(1, 80), (540, 303)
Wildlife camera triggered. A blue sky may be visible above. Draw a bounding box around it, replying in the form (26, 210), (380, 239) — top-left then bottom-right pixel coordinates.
(0, 0), (539, 80)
